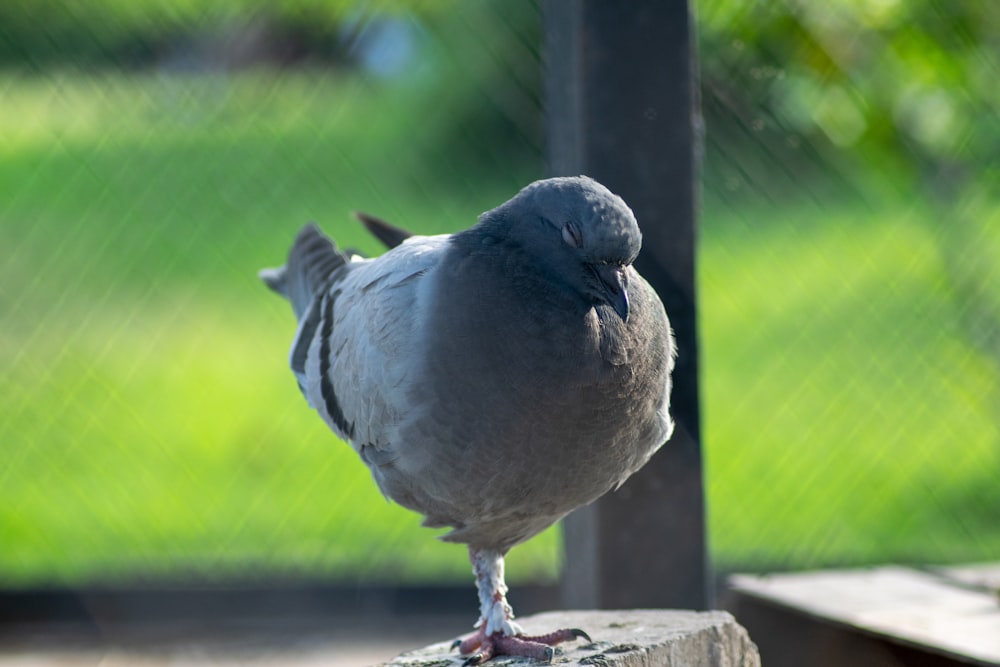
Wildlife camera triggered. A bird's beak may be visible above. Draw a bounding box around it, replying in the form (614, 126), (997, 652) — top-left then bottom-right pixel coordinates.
(594, 264), (630, 322)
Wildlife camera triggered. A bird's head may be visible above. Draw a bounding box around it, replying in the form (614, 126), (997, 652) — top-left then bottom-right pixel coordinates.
(487, 176), (642, 322)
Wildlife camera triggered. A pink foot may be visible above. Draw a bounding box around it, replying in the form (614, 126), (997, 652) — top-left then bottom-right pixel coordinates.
(452, 626), (591, 665)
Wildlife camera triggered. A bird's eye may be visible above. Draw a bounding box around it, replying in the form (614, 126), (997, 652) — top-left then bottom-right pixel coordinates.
(561, 221), (583, 248)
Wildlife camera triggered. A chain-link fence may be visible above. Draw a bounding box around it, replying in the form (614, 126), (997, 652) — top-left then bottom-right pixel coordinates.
(1, 0), (997, 592)
(698, 0), (1000, 572)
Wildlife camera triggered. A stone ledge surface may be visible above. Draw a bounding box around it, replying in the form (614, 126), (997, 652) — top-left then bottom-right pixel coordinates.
(380, 609), (760, 667)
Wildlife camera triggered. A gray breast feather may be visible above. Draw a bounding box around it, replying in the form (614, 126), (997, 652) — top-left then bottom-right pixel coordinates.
(368, 235), (676, 551)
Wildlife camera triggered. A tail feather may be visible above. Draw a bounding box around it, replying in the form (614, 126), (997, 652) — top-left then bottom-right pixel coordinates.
(354, 211), (413, 250)
(259, 223), (348, 320)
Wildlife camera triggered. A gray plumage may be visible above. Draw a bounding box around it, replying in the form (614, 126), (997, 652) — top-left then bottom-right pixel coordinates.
(261, 176), (675, 556)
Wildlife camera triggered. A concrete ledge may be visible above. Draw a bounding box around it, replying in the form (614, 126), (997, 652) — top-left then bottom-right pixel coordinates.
(381, 609), (760, 667)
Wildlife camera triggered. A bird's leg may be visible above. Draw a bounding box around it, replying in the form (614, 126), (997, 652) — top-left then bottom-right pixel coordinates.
(473, 547), (521, 638)
(452, 547), (591, 665)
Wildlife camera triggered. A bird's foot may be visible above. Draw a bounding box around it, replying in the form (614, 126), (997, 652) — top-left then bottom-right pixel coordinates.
(451, 626), (591, 665)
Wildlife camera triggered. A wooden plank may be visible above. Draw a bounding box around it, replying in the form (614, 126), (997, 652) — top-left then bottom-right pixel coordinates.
(730, 566), (1000, 665)
(935, 562), (1000, 594)
(543, 0), (710, 612)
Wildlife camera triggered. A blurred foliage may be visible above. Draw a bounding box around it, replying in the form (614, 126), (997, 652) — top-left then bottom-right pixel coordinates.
(8, 0), (995, 198)
(699, 0), (1000, 198)
(698, 0), (1000, 421)
(416, 1), (543, 181)
(0, 0), (450, 68)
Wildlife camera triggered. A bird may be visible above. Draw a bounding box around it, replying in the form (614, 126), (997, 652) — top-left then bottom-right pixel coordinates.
(260, 176), (676, 664)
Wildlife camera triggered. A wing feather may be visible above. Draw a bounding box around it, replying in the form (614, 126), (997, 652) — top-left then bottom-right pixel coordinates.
(296, 235), (449, 458)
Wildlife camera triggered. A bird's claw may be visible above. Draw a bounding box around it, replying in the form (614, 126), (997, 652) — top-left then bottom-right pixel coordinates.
(518, 627), (592, 649)
(460, 638), (494, 666)
(454, 629), (583, 664)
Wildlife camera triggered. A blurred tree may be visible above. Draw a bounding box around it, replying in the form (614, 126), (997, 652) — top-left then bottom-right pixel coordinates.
(0, 0), (453, 68)
(698, 0), (999, 200)
(699, 0), (1000, 442)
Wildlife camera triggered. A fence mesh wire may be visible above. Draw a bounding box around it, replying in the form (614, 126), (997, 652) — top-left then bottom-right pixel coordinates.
(1, 0), (997, 589)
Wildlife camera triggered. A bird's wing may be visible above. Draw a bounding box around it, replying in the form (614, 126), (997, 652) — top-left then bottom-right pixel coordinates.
(294, 233), (449, 461)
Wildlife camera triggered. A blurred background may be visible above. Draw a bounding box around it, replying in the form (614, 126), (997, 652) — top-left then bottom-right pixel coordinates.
(1, 0), (998, 604)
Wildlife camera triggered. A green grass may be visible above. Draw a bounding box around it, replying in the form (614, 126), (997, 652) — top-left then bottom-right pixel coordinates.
(1, 69), (998, 587)
(700, 195), (1000, 570)
(0, 68), (549, 586)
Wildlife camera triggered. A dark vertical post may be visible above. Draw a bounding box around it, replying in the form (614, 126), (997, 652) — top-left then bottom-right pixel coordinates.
(544, 0), (711, 610)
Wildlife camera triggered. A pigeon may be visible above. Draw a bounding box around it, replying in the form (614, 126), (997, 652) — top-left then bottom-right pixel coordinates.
(260, 176), (676, 664)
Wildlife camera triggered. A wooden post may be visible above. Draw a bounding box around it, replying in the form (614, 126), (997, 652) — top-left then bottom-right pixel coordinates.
(544, 0), (711, 610)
